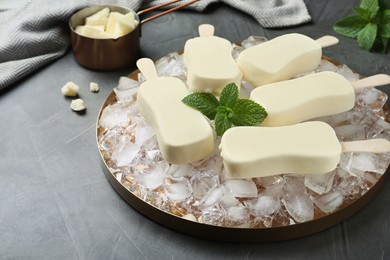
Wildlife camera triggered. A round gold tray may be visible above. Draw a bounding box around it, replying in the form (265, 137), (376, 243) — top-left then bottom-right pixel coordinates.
(96, 56), (390, 242)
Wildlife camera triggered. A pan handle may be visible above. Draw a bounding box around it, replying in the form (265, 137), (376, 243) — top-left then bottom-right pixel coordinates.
(138, 0), (199, 24)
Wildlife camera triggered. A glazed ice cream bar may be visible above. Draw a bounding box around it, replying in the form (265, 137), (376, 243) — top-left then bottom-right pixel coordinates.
(136, 58), (214, 164)
(250, 71), (390, 127)
(237, 33), (338, 86)
(251, 71), (353, 126)
(184, 24), (242, 95)
(220, 121), (390, 179)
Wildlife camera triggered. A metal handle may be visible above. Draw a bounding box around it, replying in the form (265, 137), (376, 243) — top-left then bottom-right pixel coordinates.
(138, 0), (199, 24)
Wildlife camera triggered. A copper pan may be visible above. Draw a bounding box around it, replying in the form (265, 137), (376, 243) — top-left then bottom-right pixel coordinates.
(69, 0), (198, 70)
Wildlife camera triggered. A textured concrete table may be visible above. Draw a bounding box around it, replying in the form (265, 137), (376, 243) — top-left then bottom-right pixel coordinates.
(1, 1), (390, 259)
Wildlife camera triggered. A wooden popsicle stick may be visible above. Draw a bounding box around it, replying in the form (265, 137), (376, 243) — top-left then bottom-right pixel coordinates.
(352, 74), (390, 91)
(316, 35), (339, 48)
(341, 139), (390, 154)
(198, 24), (214, 37)
(136, 58), (158, 80)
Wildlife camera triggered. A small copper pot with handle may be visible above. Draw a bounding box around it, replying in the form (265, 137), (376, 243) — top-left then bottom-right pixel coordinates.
(69, 0), (197, 70)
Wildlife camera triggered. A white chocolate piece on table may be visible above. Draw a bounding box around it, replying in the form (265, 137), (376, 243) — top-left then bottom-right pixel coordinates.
(90, 82), (99, 92)
(237, 33), (322, 86)
(183, 24), (242, 95)
(136, 58), (214, 164)
(250, 71), (355, 126)
(70, 99), (86, 111)
(220, 122), (390, 179)
(61, 81), (79, 97)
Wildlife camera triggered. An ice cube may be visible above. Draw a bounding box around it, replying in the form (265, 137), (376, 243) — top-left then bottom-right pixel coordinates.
(304, 171), (336, 194)
(224, 204), (250, 228)
(168, 164), (196, 178)
(99, 103), (131, 129)
(199, 185), (225, 208)
(135, 161), (169, 190)
(155, 52), (186, 81)
(282, 176), (314, 223)
(111, 141), (140, 167)
(334, 124), (365, 141)
(313, 189), (344, 213)
(199, 206), (224, 226)
(246, 195), (281, 217)
(133, 117), (155, 145)
(241, 35), (268, 48)
(316, 59), (339, 72)
(223, 179), (258, 198)
(239, 80), (256, 99)
(254, 175), (284, 189)
(164, 176), (193, 201)
(337, 64), (360, 82)
(348, 153), (389, 175)
(231, 43), (245, 60)
(356, 88), (388, 112)
(190, 172), (220, 199)
(114, 77), (140, 102)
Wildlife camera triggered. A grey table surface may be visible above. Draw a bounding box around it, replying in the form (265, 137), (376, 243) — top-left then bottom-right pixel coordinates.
(1, 0), (390, 259)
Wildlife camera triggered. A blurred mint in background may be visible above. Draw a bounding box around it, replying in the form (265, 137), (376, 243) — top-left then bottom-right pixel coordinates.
(333, 0), (390, 52)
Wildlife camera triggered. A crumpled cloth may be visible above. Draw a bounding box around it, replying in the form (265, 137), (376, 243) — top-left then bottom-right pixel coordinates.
(0, 0), (311, 90)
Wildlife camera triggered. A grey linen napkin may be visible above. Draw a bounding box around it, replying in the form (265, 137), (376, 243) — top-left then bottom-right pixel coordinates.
(0, 0), (311, 91)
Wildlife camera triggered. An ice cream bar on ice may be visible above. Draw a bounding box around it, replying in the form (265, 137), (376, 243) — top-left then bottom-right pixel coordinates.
(184, 24), (242, 95)
(136, 58), (214, 164)
(237, 33), (338, 86)
(250, 71), (390, 127)
(220, 121), (390, 179)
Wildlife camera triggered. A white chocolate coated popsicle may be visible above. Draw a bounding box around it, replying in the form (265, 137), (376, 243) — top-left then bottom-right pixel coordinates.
(136, 58), (214, 164)
(237, 33), (322, 86)
(220, 122), (390, 179)
(184, 24), (242, 95)
(250, 71), (355, 126)
(220, 122), (342, 179)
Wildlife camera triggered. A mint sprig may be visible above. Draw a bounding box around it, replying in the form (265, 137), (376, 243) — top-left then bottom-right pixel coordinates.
(333, 0), (390, 52)
(182, 83), (267, 136)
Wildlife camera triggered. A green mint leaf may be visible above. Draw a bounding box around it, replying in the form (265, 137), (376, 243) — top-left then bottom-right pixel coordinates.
(354, 7), (371, 20)
(182, 92), (219, 120)
(219, 83), (238, 108)
(360, 0), (380, 18)
(358, 22), (378, 50)
(380, 10), (390, 38)
(333, 15), (368, 38)
(214, 111), (232, 136)
(230, 99), (268, 126)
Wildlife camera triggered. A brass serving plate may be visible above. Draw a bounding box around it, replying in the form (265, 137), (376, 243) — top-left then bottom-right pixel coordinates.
(96, 57), (390, 242)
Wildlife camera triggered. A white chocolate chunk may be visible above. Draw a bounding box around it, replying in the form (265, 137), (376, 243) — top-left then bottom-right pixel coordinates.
(250, 71), (355, 126)
(237, 33), (322, 86)
(220, 122), (342, 179)
(89, 82), (99, 92)
(61, 81), (79, 97)
(137, 77), (214, 164)
(70, 99), (86, 111)
(86, 7), (110, 20)
(85, 7), (110, 28)
(85, 17), (108, 29)
(75, 25), (112, 39)
(106, 12), (137, 38)
(184, 35), (242, 95)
